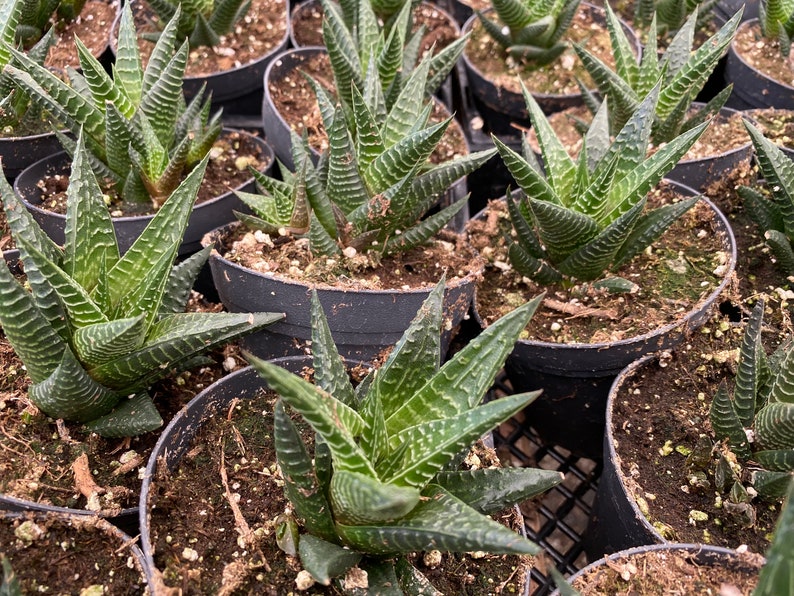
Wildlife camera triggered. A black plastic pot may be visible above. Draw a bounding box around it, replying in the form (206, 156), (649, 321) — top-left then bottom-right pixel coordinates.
(553, 542), (763, 595)
(460, 4), (638, 137)
(472, 186), (736, 460)
(715, 0), (758, 26)
(0, 131), (63, 182)
(138, 359), (321, 591)
(664, 106), (753, 191)
(12, 129), (273, 256)
(1, 510), (149, 593)
(725, 19), (794, 110)
(205, 222), (481, 362)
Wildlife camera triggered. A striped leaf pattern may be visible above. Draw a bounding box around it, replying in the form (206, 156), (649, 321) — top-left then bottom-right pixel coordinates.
(0, 136), (282, 437)
(253, 281), (556, 581)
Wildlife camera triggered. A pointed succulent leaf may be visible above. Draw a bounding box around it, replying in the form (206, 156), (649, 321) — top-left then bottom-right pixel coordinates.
(611, 194), (699, 269)
(274, 400), (337, 542)
(507, 191), (544, 259)
(323, 7), (364, 114)
(508, 242), (563, 284)
(710, 381), (752, 459)
(734, 301), (767, 427)
(385, 295), (543, 435)
(28, 346), (119, 423)
(75, 37), (135, 119)
(83, 392), (163, 438)
(0, 259), (65, 383)
(138, 41), (189, 152)
(494, 136), (561, 206)
(310, 291), (356, 406)
(369, 280), (443, 419)
(326, 106), (370, 214)
(765, 230), (794, 276)
(754, 450), (794, 472)
(752, 469), (794, 499)
(556, 194), (646, 280)
(351, 84), (384, 171)
(63, 133), (120, 290)
(115, 3), (144, 103)
(159, 245), (212, 314)
(299, 534), (362, 586)
(247, 355), (375, 477)
(0, 0), (21, 69)
(383, 199), (467, 254)
(89, 311), (283, 391)
(528, 198), (600, 264)
(757, 400), (794, 452)
(435, 468), (563, 514)
(336, 484), (539, 555)
(72, 316), (147, 368)
(476, 12), (513, 48)
(382, 58), (431, 149)
(330, 470), (422, 524)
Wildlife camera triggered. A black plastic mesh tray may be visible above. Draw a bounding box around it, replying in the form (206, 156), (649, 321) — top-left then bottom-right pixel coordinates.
(489, 374), (602, 595)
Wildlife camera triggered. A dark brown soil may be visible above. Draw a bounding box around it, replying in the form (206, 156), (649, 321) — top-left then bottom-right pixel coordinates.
(267, 51), (469, 164)
(290, 0), (460, 53)
(572, 548), (763, 594)
(467, 183), (732, 344)
(0, 512), (148, 594)
(218, 224), (483, 290)
(146, 387), (531, 594)
(31, 130), (270, 217)
(464, 4), (621, 97)
(745, 107), (794, 150)
(732, 20), (794, 88)
(129, 0), (289, 78)
(44, 0), (116, 71)
(609, 301), (791, 553)
(0, 293), (243, 515)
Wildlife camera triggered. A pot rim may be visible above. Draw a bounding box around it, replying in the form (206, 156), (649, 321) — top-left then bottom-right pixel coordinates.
(729, 18), (794, 93)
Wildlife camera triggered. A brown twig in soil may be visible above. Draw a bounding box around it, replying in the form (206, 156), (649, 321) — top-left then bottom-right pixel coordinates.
(56, 419), (76, 443)
(219, 449), (254, 548)
(543, 298), (619, 320)
(71, 452), (105, 505)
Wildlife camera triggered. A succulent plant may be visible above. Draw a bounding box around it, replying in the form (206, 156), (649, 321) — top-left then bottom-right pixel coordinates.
(476, 0), (581, 66)
(320, 0), (467, 116)
(493, 82), (706, 287)
(759, 0), (794, 57)
(0, 133), (283, 438)
(4, 3), (221, 208)
(633, 0), (719, 38)
(144, 0), (251, 49)
(246, 279), (562, 591)
(739, 120), (794, 278)
(237, 7), (494, 264)
(573, 4), (741, 143)
(707, 300), (794, 525)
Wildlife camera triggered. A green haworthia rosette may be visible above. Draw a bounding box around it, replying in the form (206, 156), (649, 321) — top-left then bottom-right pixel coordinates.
(144, 0), (251, 48)
(477, 0), (580, 66)
(709, 300), (794, 501)
(760, 0), (794, 56)
(247, 281), (561, 591)
(634, 0), (720, 39)
(0, 133), (283, 438)
(4, 3), (222, 207)
(742, 119), (794, 278)
(573, 4), (741, 142)
(495, 81), (706, 286)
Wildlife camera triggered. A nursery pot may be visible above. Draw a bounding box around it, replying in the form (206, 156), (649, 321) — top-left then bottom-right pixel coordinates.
(725, 19), (794, 110)
(1, 510), (149, 593)
(460, 4), (638, 137)
(0, 131), (63, 182)
(553, 542), (763, 594)
(205, 223), (481, 362)
(12, 129), (273, 256)
(140, 359), (532, 594)
(472, 186), (737, 460)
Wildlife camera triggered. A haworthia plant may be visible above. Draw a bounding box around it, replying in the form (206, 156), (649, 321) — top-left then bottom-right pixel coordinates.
(15, 0), (86, 46)
(237, 2), (494, 262)
(708, 300), (794, 517)
(247, 279), (563, 592)
(476, 0), (581, 66)
(573, 4), (741, 143)
(4, 3), (222, 207)
(494, 82), (706, 287)
(0, 133), (283, 438)
(143, 0), (252, 49)
(759, 0), (794, 57)
(739, 120), (794, 278)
